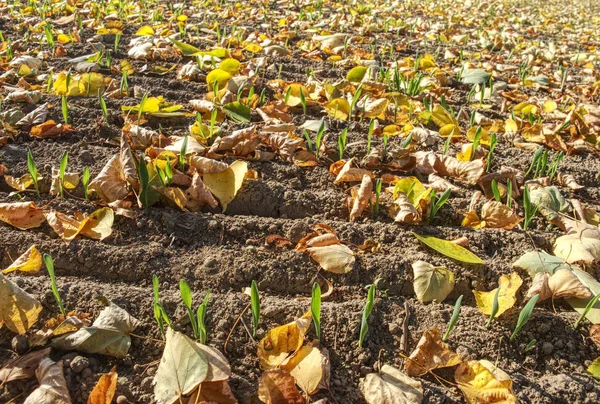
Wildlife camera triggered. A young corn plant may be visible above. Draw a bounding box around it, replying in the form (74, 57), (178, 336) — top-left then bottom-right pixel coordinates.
(61, 96), (68, 124)
(250, 280), (260, 339)
(442, 127), (454, 155)
(522, 184), (538, 231)
(429, 188), (451, 224)
(82, 167), (90, 200)
(138, 93), (148, 124)
(371, 178), (383, 219)
(349, 85), (363, 119)
(491, 180), (501, 202)
(153, 274), (171, 337)
(43, 254), (66, 316)
(58, 151), (68, 198)
(507, 180), (513, 209)
(338, 128), (348, 160)
(358, 282), (376, 348)
(311, 283), (322, 340)
(314, 120), (326, 159)
(197, 292), (210, 344)
(510, 294), (539, 341)
(27, 149), (40, 198)
(470, 126), (483, 161)
(486, 288), (501, 328)
(137, 155), (150, 208)
(180, 279), (200, 339)
(99, 91), (108, 124)
(485, 133), (498, 172)
(574, 293), (600, 328)
(525, 147), (545, 178)
(179, 133), (189, 171)
(299, 89), (307, 115)
(443, 295), (463, 341)
(367, 119), (375, 155)
(524, 339), (537, 353)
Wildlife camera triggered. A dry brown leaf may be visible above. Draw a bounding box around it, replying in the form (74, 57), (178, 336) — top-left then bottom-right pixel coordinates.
(307, 244), (355, 273)
(258, 369), (304, 404)
(89, 155), (129, 203)
(257, 312), (312, 369)
(4, 173), (34, 191)
(0, 201), (45, 230)
(120, 134), (138, 188)
(527, 268), (591, 301)
(87, 366), (117, 404)
(361, 364), (423, 404)
(334, 158), (374, 184)
(405, 327), (461, 377)
(189, 156), (229, 174)
(392, 193), (420, 224)
(0, 348), (51, 383)
(30, 120), (73, 139)
(45, 208), (114, 241)
(156, 186), (188, 211)
(185, 172), (219, 211)
(0, 163), (8, 175)
(455, 360), (517, 404)
(556, 173), (584, 190)
(185, 380), (237, 404)
(280, 341), (330, 395)
(590, 324), (600, 349)
(350, 175), (373, 221)
(24, 358), (71, 404)
(463, 201), (521, 230)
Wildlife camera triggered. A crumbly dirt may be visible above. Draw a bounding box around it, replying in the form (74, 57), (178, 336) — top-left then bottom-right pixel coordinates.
(1, 0), (600, 403)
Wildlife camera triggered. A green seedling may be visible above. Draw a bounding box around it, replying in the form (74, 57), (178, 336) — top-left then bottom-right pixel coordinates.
(401, 133), (413, 148)
(524, 339), (537, 353)
(59, 151), (68, 198)
(27, 149), (40, 198)
(525, 147), (545, 178)
(314, 120), (326, 159)
(114, 33), (121, 53)
(442, 127), (454, 155)
(250, 280), (260, 339)
(338, 128), (348, 160)
(546, 151), (564, 181)
(443, 295), (463, 341)
(197, 292), (210, 344)
(284, 86), (292, 104)
(82, 167), (90, 200)
(61, 96), (68, 124)
(574, 294), (600, 328)
(429, 188), (451, 224)
(152, 274), (171, 337)
(299, 89), (307, 114)
(311, 283), (322, 340)
(358, 282), (376, 348)
(120, 71), (129, 95)
(349, 85), (363, 119)
(179, 133), (188, 171)
(303, 130), (313, 154)
(486, 133), (498, 172)
(44, 254), (66, 316)
(44, 24), (55, 51)
(367, 119), (375, 155)
(522, 184), (538, 231)
(180, 279), (200, 339)
(470, 126), (483, 161)
(137, 155), (150, 208)
(491, 180), (501, 202)
(370, 178), (383, 219)
(486, 288), (501, 328)
(510, 294), (539, 341)
(138, 93), (148, 124)
(99, 91), (108, 124)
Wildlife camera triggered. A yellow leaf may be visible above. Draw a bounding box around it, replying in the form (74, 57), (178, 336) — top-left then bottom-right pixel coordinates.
(4, 174), (34, 191)
(325, 98), (350, 120)
(431, 105), (458, 128)
(504, 118), (518, 133)
(136, 25), (155, 36)
(87, 366), (117, 404)
(258, 369), (304, 404)
(45, 208), (114, 241)
(206, 69), (232, 91)
(413, 233), (484, 264)
(474, 272), (523, 317)
(284, 84), (309, 107)
(439, 123), (460, 138)
(0, 271), (42, 334)
(455, 360), (517, 404)
(57, 34), (71, 44)
(2, 246), (42, 274)
(346, 66), (368, 82)
(219, 58), (240, 75)
(543, 100), (558, 113)
(257, 312), (312, 369)
(244, 43), (263, 53)
(466, 126), (490, 145)
(280, 342), (330, 395)
(203, 160), (248, 212)
(54, 72), (107, 97)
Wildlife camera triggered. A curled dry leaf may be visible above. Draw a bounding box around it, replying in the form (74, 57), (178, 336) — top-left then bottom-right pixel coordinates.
(2, 245), (42, 274)
(307, 244), (355, 273)
(189, 156), (229, 174)
(392, 193), (420, 224)
(350, 174), (373, 221)
(184, 380), (237, 404)
(0, 347), (51, 383)
(455, 360), (517, 404)
(30, 120), (73, 139)
(87, 366), (117, 404)
(24, 358), (71, 404)
(512, 250), (570, 277)
(203, 160), (248, 212)
(281, 341), (330, 395)
(257, 312), (311, 369)
(553, 223), (600, 265)
(334, 158), (374, 184)
(258, 369), (304, 404)
(462, 201), (522, 230)
(414, 152), (484, 184)
(556, 173), (584, 190)
(361, 364), (423, 404)
(185, 172), (219, 211)
(45, 208), (114, 241)
(0, 271), (42, 334)
(0, 201), (45, 230)
(412, 261), (455, 303)
(49, 168), (80, 196)
(473, 272), (523, 317)
(89, 155), (130, 203)
(527, 268), (591, 301)
(590, 324), (600, 349)
(405, 327), (461, 377)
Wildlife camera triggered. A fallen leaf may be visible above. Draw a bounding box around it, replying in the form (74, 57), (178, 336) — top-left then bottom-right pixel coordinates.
(392, 193), (420, 224)
(258, 369), (304, 404)
(553, 224), (600, 265)
(30, 120), (73, 139)
(0, 271), (42, 334)
(87, 366), (117, 404)
(2, 245), (42, 274)
(89, 155), (130, 203)
(281, 342), (330, 395)
(45, 208), (114, 241)
(361, 364), (423, 404)
(203, 160), (248, 212)
(527, 268), (591, 301)
(0, 347), (51, 383)
(455, 360), (517, 404)
(307, 244), (355, 273)
(413, 233), (484, 264)
(512, 251), (570, 277)
(350, 175), (373, 221)
(334, 158), (374, 184)
(52, 301), (139, 357)
(412, 261), (455, 303)
(565, 267), (600, 324)
(590, 325), (600, 349)
(0, 202), (45, 230)
(23, 358), (71, 404)
(588, 357), (600, 380)
(405, 327), (461, 377)
(258, 312), (311, 369)
(474, 272), (523, 317)
(185, 380), (237, 404)
(463, 201), (521, 230)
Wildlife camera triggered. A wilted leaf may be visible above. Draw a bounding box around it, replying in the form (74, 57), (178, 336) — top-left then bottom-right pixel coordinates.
(258, 313), (311, 369)
(334, 158), (374, 184)
(530, 186), (569, 222)
(405, 327), (461, 377)
(258, 369), (304, 404)
(565, 268), (600, 324)
(325, 98), (351, 120)
(361, 364), (423, 404)
(16, 103), (48, 127)
(350, 175), (373, 221)
(2, 245), (42, 274)
(88, 366), (117, 404)
(223, 102), (251, 123)
(413, 233), (484, 264)
(185, 380), (237, 404)
(284, 84), (308, 107)
(474, 272), (523, 317)
(0, 271), (42, 334)
(588, 357), (600, 379)
(23, 358), (71, 404)
(307, 244), (355, 273)
(203, 160), (248, 212)
(463, 201), (521, 230)
(45, 208), (114, 241)
(89, 155), (130, 203)
(0, 347), (51, 383)
(554, 224), (600, 265)
(52, 302), (139, 357)
(281, 342), (330, 395)
(0, 202), (45, 230)
(412, 261), (455, 303)
(455, 360), (517, 404)
(392, 193), (420, 224)
(512, 251), (570, 277)
(527, 268), (591, 301)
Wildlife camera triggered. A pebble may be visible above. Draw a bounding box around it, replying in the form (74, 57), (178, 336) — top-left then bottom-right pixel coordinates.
(542, 342), (554, 355)
(267, 224), (278, 233)
(82, 368), (92, 378)
(11, 335), (29, 355)
(116, 396), (130, 404)
(70, 356), (90, 373)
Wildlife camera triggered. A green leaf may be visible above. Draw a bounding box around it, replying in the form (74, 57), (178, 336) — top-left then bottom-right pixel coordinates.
(460, 69), (491, 84)
(179, 280), (193, 310)
(170, 39), (202, 56)
(412, 233), (484, 264)
(222, 101), (251, 123)
(512, 251), (570, 277)
(346, 66), (367, 82)
(587, 357), (600, 379)
(412, 261), (455, 303)
(566, 267), (600, 324)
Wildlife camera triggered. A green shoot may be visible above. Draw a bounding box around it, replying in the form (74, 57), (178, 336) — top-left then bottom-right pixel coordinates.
(152, 274), (171, 337)
(138, 93), (148, 124)
(120, 71), (129, 95)
(43, 254), (66, 316)
(197, 292), (210, 344)
(442, 127), (454, 155)
(470, 126), (482, 161)
(299, 89), (307, 115)
(358, 282), (376, 348)
(510, 294), (539, 341)
(491, 180), (501, 202)
(179, 133), (188, 171)
(443, 295), (463, 341)
(371, 178), (382, 219)
(44, 24), (55, 51)
(250, 280), (260, 339)
(486, 288), (501, 328)
(506, 180), (513, 209)
(525, 147), (545, 178)
(59, 151), (68, 198)
(82, 167), (90, 200)
(546, 151), (564, 181)
(574, 293), (600, 328)
(138, 156), (150, 208)
(164, 156), (173, 185)
(349, 85), (362, 119)
(61, 96), (68, 124)
(303, 130), (313, 154)
(338, 128), (348, 160)
(180, 279), (200, 339)
(311, 283), (321, 340)
(401, 133), (413, 148)
(486, 133), (497, 172)
(284, 86), (292, 105)
(99, 91), (108, 124)
(27, 149), (40, 198)
(114, 33), (121, 53)
(524, 339), (537, 353)
(429, 188), (451, 224)
(522, 184), (538, 231)
(367, 119), (374, 155)
(314, 120), (326, 159)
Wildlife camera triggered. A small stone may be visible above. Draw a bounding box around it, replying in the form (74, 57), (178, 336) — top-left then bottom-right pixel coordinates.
(82, 368), (92, 378)
(133, 364), (142, 374)
(70, 356), (90, 374)
(358, 353), (367, 363)
(141, 376), (154, 391)
(116, 395), (130, 404)
(11, 335), (29, 355)
(542, 342), (554, 356)
(267, 224), (278, 233)
(388, 322), (400, 335)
